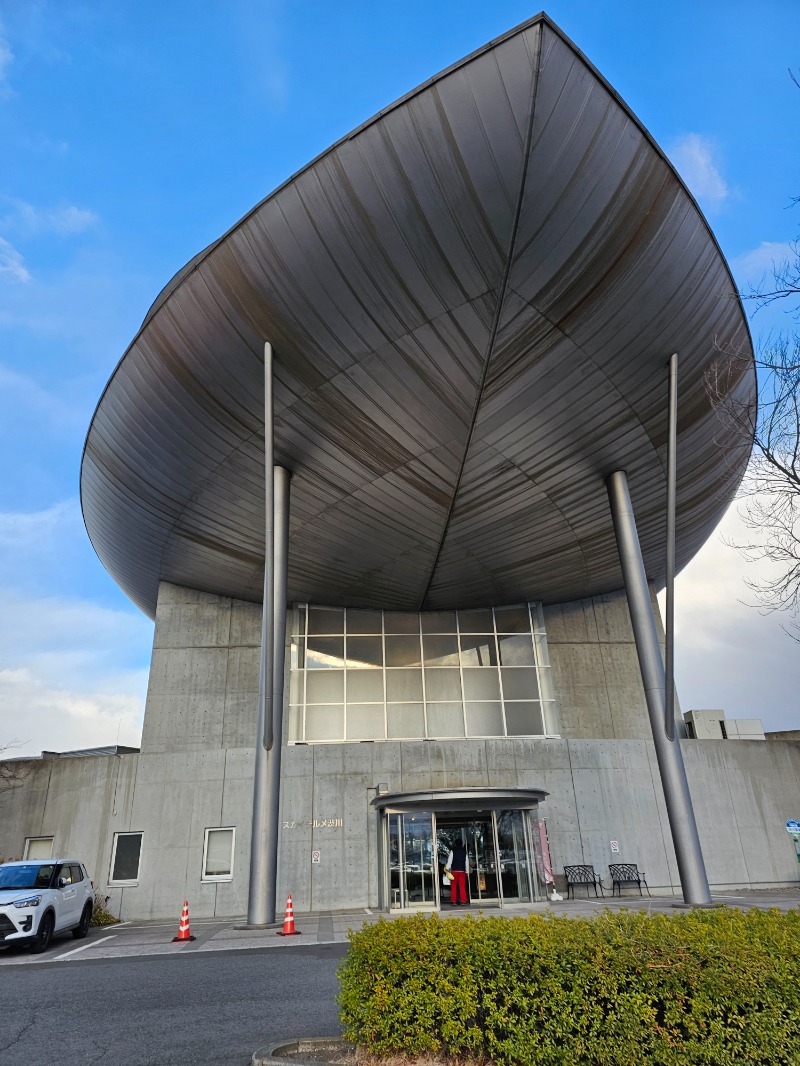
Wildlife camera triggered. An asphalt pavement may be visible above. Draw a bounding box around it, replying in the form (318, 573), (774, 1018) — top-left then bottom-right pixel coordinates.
(1, 890), (797, 1065)
(0, 941), (347, 1066)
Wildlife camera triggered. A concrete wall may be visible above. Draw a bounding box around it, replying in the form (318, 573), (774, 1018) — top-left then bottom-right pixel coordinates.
(543, 589), (672, 741)
(2, 734), (799, 919)
(2, 583), (798, 919)
(141, 583), (261, 754)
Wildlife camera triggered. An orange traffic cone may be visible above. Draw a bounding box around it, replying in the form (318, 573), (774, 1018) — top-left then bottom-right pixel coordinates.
(171, 900), (196, 942)
(276, 894), (301, 936)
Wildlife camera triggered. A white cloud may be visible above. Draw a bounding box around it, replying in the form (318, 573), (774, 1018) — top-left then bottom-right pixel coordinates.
(661, 503), (800, 732)
(0, 667), (147, 755)
(668, 133), (729, 211)
(0, 500), (153, 757)
(0, 236), (30, 282)
(0, 591), (152, 757)
(0, 197), (99, 239)
(0, 30), (13, 94)
(732, 240), (795, 289)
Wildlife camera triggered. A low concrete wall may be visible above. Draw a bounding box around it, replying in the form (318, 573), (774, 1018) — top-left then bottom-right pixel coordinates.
(2, 735), (798, 920)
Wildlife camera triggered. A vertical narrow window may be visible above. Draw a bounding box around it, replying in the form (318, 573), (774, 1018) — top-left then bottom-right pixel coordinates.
(109, 832), (143, 885)
(202, 827), (235, 881)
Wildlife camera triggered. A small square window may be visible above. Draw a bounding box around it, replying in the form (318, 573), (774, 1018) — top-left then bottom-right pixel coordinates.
(110, 832), (143, 885)
(202, 828), (235, 881)
(23, 836), (54, 860)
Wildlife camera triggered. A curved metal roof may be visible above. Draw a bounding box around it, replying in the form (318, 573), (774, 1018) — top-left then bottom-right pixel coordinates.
(81, 13), (755, 620)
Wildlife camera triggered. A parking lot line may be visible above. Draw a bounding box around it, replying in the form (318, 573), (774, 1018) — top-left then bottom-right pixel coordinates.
(52, 935), (116, 961)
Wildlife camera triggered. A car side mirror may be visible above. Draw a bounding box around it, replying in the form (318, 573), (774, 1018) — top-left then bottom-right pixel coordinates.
(58, 876), (69, 888)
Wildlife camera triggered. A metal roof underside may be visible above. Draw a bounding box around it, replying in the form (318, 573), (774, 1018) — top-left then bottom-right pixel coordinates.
(81, 14), (755, 620)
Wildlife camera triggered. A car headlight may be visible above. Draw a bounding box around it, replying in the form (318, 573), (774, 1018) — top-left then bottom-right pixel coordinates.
(13, 895), (42, 908)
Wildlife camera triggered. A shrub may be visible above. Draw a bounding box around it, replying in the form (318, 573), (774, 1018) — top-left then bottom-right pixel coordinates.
(338, 909), (800, 1065)
(90, 892), (120, 927)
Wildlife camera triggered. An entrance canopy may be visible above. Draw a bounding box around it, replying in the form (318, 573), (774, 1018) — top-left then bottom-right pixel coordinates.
(81, 14), (755, 619)
(373, 786), (548, 813)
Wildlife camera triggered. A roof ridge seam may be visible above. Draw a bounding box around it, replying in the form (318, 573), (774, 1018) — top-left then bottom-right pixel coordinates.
(417, 23), (545, 609)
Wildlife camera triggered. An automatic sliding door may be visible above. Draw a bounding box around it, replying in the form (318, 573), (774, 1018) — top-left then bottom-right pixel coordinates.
(388, 812), (436, 909)
(495, 809), (532, 902)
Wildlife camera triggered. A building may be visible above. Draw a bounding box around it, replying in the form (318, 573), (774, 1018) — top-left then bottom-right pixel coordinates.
(2, 14), (798, 918)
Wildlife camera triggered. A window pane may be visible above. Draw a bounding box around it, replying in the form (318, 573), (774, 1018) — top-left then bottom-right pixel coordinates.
(422, 634), (459, 666)
(533, 632), (551, 668)
(501, 667), (539, 701)
(289, 669), (303, 704)
(386, 668), (423, 702)
(384, 612), (420, 634)
(457, 608), (494, 634)
(307, 670), (344, 703)
(307, 607), (344, 634)
(494, 605), (531, 633)
(459, 634), (497, 666)
(542, 700), (559, 735)
(426, 702), (465, 737)
(288, 704), (303, 743)
(385, 635), (422, 667)
(346, 609), (383, 634)
(70, 865), (84, 883)
(387, 703), (425, 739)
(294, 640), (305, 669)
(306, 635), (344, 668)
(421, 611), (457, 634)
(465, 702), (504, 736)
(424, 668), (462, 702)
(25, 837), (53, 860)
(205, 829), (234, 877)
(462, 667), (501, 701)
(112, 834), (142, 882)
(346, 704), (385, 740)
(504, 701), (544, 736)
(498, 633), (535, 666)
(346, 636), (383, 668)
(305, 705), (344, 741)
(347, 670), (384, 702)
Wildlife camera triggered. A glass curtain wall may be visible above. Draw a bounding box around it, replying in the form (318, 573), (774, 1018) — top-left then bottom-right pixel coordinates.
(289, 604), (557, 743)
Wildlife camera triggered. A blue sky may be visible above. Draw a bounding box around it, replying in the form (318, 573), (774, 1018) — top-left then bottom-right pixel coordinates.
(0, 1), (798, 756)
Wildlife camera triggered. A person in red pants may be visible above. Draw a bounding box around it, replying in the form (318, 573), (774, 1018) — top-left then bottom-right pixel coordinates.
(445, 842), (470, 905)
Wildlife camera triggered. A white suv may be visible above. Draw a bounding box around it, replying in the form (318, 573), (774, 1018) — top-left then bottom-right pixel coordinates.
(0, 859), (94, 953)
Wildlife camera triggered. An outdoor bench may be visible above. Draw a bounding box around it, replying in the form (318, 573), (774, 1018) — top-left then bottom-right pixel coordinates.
(608, 863), (650, 896)
(563, 864), (605, 899)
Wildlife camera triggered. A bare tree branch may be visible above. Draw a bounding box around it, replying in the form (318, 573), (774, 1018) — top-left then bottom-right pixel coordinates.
(0, 740), (31, 794)
(708, 332), (800, 641)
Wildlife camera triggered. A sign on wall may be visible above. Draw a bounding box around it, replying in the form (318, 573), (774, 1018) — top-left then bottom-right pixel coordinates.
(610, 840), (619, 854)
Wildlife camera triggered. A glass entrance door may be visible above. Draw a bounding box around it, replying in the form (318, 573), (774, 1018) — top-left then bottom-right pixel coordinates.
(436, 815), (500, 905)
(388, 812), (436, 909)
(387, 808), (538, 910)
(495, 809), (533, 903)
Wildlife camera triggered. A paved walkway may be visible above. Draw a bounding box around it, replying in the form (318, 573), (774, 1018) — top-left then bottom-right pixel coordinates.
(1, 889), (797, 967)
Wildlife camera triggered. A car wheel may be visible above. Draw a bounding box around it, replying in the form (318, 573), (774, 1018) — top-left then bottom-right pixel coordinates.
(72, 902), (92, 939)
(31, 911), (55, 954)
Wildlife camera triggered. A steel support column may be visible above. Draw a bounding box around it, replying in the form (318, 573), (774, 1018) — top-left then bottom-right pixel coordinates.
(247, 342), (276, 927)
(665, 353), (678, 742)
(264, 464), (291, 924)
(606, 470), (712, 906)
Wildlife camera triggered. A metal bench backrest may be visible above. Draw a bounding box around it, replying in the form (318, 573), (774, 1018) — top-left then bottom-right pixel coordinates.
(608, 863), (641, 882)
(564, 865), (598, 884)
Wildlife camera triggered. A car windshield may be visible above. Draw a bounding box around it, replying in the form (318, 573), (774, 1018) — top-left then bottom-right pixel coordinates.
(0, 864), (54, 890)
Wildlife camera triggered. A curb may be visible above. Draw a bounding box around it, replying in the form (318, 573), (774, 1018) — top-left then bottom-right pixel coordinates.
(252, 1037), (354, 1066)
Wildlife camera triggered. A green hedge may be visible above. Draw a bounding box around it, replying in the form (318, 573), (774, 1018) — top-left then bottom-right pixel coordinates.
(338, 909), (800, 1065)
